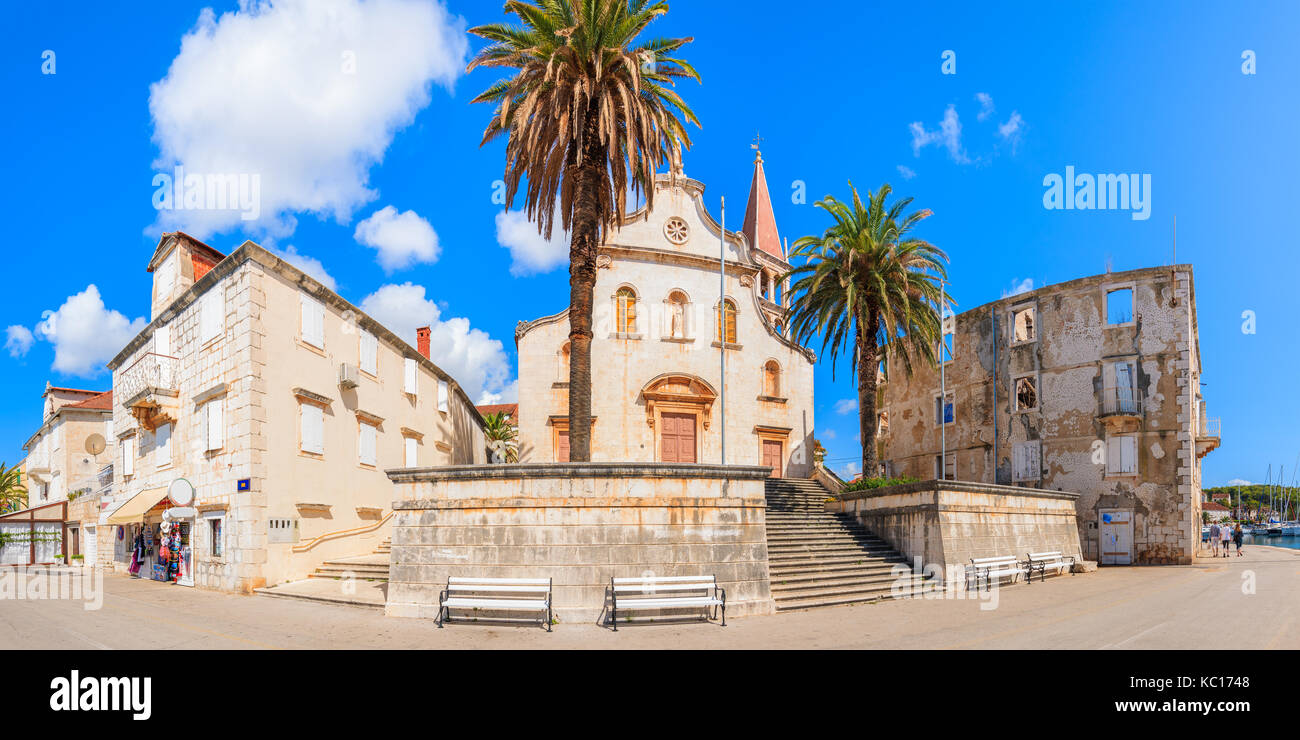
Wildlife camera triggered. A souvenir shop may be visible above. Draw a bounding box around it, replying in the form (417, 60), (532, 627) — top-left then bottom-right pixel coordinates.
(106, 479), (195, 587)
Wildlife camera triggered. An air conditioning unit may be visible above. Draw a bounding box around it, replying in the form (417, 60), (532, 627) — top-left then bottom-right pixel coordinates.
(338, 362), (360, 389)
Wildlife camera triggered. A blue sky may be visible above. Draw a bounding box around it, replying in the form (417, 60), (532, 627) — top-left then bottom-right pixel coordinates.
(1, 0), (1295, 487)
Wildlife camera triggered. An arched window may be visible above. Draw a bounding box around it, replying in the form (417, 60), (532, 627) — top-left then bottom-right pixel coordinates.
(717, 299), (737, 344)
(667, 291), (689, 338)
(760, 273), (770, 300)
(763, 360), (781, 397)
(616, 287), (637, 334)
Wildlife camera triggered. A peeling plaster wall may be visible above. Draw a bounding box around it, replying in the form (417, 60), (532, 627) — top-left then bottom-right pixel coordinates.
(879, 266), (1207, 564)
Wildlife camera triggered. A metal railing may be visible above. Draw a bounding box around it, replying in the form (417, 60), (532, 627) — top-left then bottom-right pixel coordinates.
(1201, 417), (1221, 438)
(1099, 386), (1144, 417)
(117, 353), (178, 402)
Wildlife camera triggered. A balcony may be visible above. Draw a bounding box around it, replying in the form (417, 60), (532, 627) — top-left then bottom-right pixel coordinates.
(118, 353), (179, 430)
(1098, 386), (1144, 433)
(1197, 416), (1221, 459)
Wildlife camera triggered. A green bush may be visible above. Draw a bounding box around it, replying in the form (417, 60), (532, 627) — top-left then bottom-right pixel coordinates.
(841, 475), (920, 493)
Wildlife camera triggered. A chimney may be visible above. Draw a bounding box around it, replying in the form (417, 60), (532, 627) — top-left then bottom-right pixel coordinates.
(416, 327), (431, 359)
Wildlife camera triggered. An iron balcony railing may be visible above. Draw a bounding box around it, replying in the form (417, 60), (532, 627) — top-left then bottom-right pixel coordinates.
(1099, 386), (1144, 417)
(117, 352), (179, 403)
(1201, 417), (1221, 438)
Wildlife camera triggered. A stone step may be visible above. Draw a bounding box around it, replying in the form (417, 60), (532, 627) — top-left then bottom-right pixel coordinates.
(767, 530), (883, 542)
(769, 554), (907, 571)
(770, 567), (911, 587)
(774, 581), (935, 612)
(769, 561), (906, 578)
(771, 573), (921, 595)
(767, 543), (897, 557)
(773, 575), (933, 601)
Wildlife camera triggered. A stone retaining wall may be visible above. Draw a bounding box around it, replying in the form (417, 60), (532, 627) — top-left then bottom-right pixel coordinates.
(385, 463), (775, 623)
(831, 481), (1084, 582)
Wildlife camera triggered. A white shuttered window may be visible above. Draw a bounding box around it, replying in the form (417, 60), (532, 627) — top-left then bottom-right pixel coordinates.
(437, 380), (449, 413)
(404, 436), (418, 467)
(359, 422), (378, 467)
(1013, 440), (1041, 481)
(301, 294), (325, 348)
(155, 423), (173, 469)
(301, 403), (324, 455)
(403, 358), (418, 395)
(360, 330), (378, 375)
(200, 289), (223, 344)
(122, 437), (135, 477)
(1106, 436), (1138, 475)
(205, 399), (225, 451)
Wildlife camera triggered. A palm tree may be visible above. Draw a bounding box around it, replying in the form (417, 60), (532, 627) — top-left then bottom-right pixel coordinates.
(0, 462), (27, 513)
(468, 0), (700, 461)
(484, 411), (520, 463)
(785, 182), (948, 479)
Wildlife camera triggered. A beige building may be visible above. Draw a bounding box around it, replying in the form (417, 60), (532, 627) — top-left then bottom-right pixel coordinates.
(515, 153), (816, 476)
(18, 385), (117, 563)
(878, 265), (1218, 565)
(100, 232), (487, 592)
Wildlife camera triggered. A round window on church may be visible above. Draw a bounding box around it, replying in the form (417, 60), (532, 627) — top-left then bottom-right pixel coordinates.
(664, 217), (690, 245)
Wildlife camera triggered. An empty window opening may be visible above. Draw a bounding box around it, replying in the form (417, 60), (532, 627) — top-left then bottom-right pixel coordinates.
(1106, 288), (1134, 325)
(1012, 306), (1036, 342)
(935, 392), (955, 426)
(1015, 376), (1038, 411)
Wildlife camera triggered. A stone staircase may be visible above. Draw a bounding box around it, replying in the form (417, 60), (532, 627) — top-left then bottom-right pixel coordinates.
(308, 538), (391, 582)
(765, 479), (933, 610)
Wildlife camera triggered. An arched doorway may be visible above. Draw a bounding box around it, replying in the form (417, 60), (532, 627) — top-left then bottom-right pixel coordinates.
(640, 374), (717, 464)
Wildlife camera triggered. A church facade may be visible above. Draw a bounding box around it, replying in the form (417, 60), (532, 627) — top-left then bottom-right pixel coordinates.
(515, 153), (816, 477)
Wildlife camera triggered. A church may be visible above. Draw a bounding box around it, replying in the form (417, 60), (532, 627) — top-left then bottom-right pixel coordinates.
(514, 150), (817, 477)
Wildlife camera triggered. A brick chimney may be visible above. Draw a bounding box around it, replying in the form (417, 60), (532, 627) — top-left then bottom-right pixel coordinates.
(416, 326), (431, 359)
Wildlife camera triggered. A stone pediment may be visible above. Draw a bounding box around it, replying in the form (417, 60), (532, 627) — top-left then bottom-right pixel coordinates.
(640, 373), (717, 428)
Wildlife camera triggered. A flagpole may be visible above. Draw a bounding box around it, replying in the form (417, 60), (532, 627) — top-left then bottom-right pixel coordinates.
(720, 197), (727, 465)
(940, 277), (947, 481)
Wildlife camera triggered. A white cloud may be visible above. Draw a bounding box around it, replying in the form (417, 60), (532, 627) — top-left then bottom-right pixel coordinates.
(820, 429), (837, 441)
(896, 165), (916, 180)
(268, 244), (337, 291)
(1226, 478), (1252, 487)
(834, 398), (858, 415)
(997, 111), (1024, 151)
(33, 286), (147, 377)
(359, 282), (516, 404)
(6, 326), (34, 358)
(1002, 277), (1034, 297)
(495, 208), (570, 277)
(354, 206), (440, 272)
(839, 462), (861, 479)
(910, 104), (968, 164)
(147, 0), (468, 239)
(975, 92), (995, 121)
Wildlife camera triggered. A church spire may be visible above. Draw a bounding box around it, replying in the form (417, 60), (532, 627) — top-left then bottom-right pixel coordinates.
(742, 134), (785, 261)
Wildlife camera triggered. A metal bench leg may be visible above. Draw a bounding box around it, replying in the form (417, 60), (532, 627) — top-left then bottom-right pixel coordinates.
(546, 604), (552, 633)
(721, 602), (726, 627)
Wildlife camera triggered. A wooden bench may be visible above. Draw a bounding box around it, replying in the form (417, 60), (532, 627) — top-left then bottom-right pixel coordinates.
(967, 555), (1024, 591)
(436, 577), (553, 631)
(1024, 551), (1076, 583)
(607, 575), (726, 630)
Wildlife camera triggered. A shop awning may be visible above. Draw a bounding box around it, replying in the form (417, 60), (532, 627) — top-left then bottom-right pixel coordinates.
(105, 488), (168, 525)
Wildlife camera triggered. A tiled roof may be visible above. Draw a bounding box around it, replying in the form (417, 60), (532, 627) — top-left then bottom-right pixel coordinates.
(45, 386), (101, 397)
(742, 152), (785, 260)
(66, 390), (112, 410)
(1203, 501), (1229, 511)
(476, 403), (518, 419)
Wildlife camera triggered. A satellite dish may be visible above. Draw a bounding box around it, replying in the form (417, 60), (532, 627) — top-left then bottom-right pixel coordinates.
(167, 478), (195, 507)
(85, 434), (106, 456)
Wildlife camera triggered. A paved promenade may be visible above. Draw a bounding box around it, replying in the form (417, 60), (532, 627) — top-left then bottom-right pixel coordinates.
(2, 545), (1297, 649)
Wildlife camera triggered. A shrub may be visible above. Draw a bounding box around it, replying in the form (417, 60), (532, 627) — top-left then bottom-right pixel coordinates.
(841, 475), (919, 493)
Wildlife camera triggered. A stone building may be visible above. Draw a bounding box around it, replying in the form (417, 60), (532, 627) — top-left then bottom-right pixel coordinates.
(19, 385), (117, 562)
(100, 232), (487, 592)
(877, 265), (1219, 565)
(515, 152), (816, 476)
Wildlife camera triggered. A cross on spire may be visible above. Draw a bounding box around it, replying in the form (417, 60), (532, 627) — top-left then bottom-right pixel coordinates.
(751, 131), (764, 161)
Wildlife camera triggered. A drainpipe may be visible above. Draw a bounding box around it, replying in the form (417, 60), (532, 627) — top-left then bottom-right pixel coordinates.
(719, 197), (727, 465)
(992, 308), (998, 485)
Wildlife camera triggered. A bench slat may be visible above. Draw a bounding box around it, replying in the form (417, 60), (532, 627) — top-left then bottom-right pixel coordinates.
(611, 576), (715, 584)
(448, 577), (551, 585)
(447, 584), (551, 593)
(614, 597), (723, 609)
(443, 598), (549, 610)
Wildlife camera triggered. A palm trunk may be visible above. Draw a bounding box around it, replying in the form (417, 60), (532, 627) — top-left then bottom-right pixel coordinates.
(858, 312), (881, 478)
(565, 136), (605, 462)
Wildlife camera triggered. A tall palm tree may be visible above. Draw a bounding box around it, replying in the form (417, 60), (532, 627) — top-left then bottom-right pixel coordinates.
(785, 182), (948, 479)
(0, 462), (27, 513)
(483, 411), (520, 463)
(468, 0), (700, 461)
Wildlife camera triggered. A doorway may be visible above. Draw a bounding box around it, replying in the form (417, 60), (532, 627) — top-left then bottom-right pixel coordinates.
(660, 412), (697, 463)
(1099, 509), (1133, 565)
(762, 439), (783, 478)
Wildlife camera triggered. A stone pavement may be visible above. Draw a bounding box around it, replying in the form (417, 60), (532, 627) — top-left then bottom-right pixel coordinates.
(1, 544), (1296, 649)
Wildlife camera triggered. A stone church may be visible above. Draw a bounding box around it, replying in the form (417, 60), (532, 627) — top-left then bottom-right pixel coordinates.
(515, 151), (816, 477)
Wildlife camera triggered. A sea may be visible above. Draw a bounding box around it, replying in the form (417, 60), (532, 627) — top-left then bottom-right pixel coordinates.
(1242, 533), (1300, 551)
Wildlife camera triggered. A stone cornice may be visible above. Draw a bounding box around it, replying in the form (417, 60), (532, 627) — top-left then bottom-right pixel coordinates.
(386, 462), (773, 484)
(836, 479), (1081, 503)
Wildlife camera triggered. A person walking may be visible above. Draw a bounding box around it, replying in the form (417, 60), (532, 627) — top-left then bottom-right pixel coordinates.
(1210, 521), (1221, 557)
(1233, 523), (1244, 557)
(1220, 522), (1232, 557)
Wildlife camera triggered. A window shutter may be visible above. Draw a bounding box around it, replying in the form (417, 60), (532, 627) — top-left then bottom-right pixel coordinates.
(438, 380), (449, 413)
(206, 400), (224, 451)
(123, 437), (134, 477)
(301, 404), (323, 455)
(404, 358), (418, 395)
(1107, 437), (1122, 474)
(156, 424), (172, 467)
(201, 289), (223, 343)
(404, 437), (417, 467)
(301, 294), (324, 348)
(1122, 437), (1137, 474)
(155, 325), (171, 357)
(1013, 443), (1025, 480)
(360, 331), (377, 375)
(359, 423), (377, 466)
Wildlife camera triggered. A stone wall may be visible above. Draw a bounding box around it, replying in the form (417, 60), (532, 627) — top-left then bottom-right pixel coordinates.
(385, 463), (775, 623)
(831, 480), (1083, 582)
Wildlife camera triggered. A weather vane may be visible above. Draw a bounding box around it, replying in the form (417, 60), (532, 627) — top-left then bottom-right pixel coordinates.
(752, 131), (763, 161)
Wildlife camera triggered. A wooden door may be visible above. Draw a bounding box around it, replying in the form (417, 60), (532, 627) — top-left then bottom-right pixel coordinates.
(556, 429), (570, 462)
(660, 413), (696, 463)
(762, 439), (783, 477)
